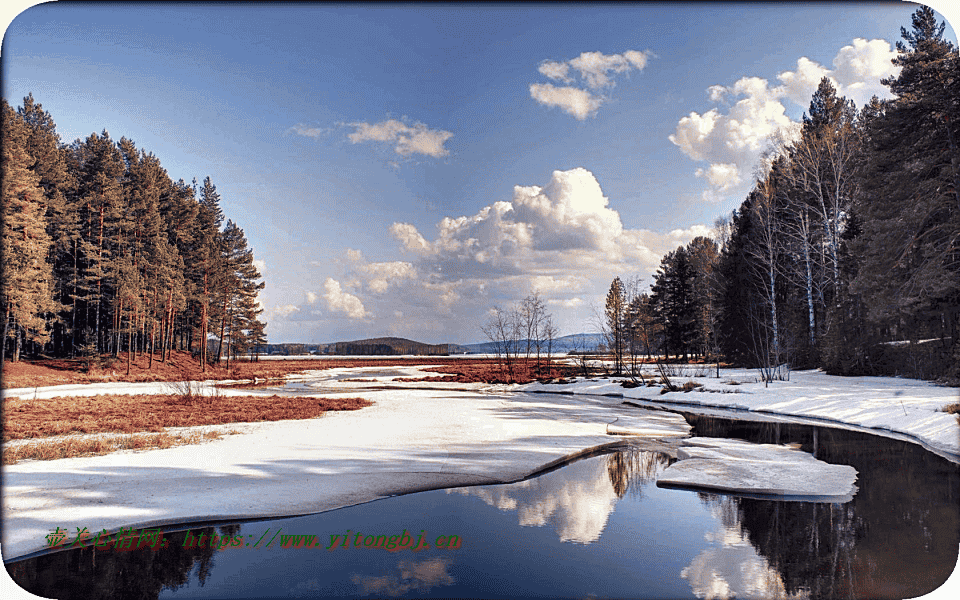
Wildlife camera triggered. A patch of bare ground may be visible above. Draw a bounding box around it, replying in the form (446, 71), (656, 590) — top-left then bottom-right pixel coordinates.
(2, 392), (371, 464)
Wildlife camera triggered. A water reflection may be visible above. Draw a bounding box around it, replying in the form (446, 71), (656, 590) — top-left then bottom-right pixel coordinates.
(682, 494), (809, 600)
(682, 414), (960, 600)
(447, 448), (672, 543)
(349, 557), (456, 597)
(6, 524), (240, 600)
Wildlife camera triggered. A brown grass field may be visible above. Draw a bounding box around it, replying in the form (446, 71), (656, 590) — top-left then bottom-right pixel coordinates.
(2, 389), (371, 464)
(4, 393), (370, 442)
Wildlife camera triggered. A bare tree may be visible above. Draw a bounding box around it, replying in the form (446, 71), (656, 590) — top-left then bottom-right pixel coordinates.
(783, 79), (859, 311)
(481, 306), (513, 379)
(746, 153), (788, 375)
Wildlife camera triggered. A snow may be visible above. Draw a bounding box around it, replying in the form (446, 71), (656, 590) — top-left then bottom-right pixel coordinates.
(2, 364), (955, 561)
(522, 367), (960, 461)
(658, 438), (858, 501)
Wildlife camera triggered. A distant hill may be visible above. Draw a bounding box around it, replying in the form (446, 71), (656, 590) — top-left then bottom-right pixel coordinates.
(454, 333), (604, 354)
(263, 333), (605, 356)
(258, 337), (449, 356)
(329, 337), (449, 356)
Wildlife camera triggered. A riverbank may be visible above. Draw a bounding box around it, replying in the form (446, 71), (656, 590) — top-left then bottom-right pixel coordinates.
(3, 364), (956, 562)
(520, 367), (960, 461)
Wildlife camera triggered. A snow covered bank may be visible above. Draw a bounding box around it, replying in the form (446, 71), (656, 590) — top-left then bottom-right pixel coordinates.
(521, 368), (960, 461)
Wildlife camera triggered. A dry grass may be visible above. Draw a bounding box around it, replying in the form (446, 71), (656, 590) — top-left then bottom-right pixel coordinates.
(3, 393), (371, 442)
(942, 403), (960, 426)
(2, 429), (245, 465)
(2, 352), (588, 389)
(407, 359), (582, 384)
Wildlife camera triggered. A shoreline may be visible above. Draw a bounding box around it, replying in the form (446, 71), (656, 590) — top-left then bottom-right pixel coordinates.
(3, 365), (958, 561)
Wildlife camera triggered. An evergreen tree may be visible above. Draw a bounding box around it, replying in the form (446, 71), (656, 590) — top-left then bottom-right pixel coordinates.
(651, 246), (697, 361)
(604, 277), (627, 374)
(852, 6), (960, 375)
(1, 101), (59, 364)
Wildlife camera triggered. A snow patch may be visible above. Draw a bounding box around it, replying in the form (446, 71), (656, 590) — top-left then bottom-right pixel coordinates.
(658, 438), (857, 501)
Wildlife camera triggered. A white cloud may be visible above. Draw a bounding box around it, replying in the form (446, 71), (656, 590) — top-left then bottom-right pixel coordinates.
(305, 291), (317, 304)
(270, 169), (714, 342)
(323, 277), (369, 319)
(671, 38), (899, 204)
(695, 163), (741, 198)
(529, 83), (604, 120)
(569, 50), (652, 89)
(346, 119), (453, 158)
(356, 260), (417, 293)
(530, 50), (653, 118)
(538, 60), (572, 82)
(385, 168), (709, 329)
(390, 222), (432, 254)
(548, 297), (583, 308)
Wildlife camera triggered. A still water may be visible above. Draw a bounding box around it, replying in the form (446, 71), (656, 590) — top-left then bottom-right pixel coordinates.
(7, 414), (959, 600)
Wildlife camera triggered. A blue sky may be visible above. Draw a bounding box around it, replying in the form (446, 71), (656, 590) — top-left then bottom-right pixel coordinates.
(2, 2), (957, 344)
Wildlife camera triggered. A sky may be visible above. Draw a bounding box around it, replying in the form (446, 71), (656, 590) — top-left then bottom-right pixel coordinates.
(2, 1), (958, 345)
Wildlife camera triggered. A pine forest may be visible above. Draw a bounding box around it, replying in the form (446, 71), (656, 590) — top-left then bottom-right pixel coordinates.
(1, 94), (266, 373)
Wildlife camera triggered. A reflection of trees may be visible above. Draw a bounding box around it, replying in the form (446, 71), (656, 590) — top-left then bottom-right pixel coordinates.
(683, 495), (808, 600)
(605, 447), (673, 498)
(686, 414), (960, 599)
(7, 524), (240, 600)
(450, 450), (672, 543)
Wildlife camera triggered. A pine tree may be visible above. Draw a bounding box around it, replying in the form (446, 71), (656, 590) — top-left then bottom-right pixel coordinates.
(17, 94), (76, 354)
(604, 277), (626, 374)
(1, 101), (59, 364)
(651, 247), (697, 361)
(852, 6), (960, 375)
(214, 220), (264, 366)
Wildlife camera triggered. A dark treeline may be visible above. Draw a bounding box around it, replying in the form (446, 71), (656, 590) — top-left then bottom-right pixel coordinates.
(605, 7), (959, 382)
(1, 94), (266, 372)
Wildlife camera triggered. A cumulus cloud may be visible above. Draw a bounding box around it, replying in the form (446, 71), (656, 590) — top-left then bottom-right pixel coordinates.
(695, 163), (741, 192)
(529, 83), (604, 120)
(385, 167), (710, 318)
(671, 38), (899, 203)
(548, 297), (583, 308)
(530, 50), (653, 119)
(323, 277), (368, 319)
(345, 119), (453, 158)
(267, 168), (714, 343)
(356, 261), (417, 293)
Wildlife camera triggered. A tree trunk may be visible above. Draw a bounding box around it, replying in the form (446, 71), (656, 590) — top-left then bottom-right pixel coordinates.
(1, 305), (10, 372)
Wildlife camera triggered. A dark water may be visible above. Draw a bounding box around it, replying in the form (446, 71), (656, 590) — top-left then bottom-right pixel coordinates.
(6, 415), (959, 600)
